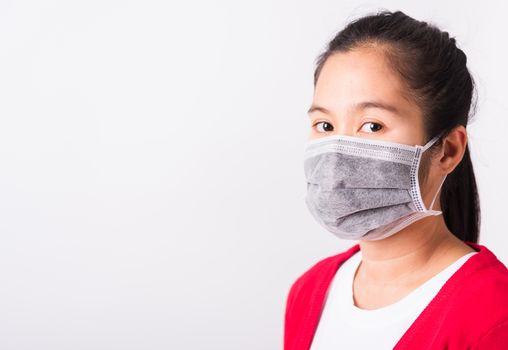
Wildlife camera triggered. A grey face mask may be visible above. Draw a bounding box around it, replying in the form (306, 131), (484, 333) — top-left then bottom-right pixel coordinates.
(304, 133), (447, 241)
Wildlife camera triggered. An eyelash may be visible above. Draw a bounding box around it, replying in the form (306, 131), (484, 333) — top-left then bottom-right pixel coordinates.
(312, 121), (384, 133)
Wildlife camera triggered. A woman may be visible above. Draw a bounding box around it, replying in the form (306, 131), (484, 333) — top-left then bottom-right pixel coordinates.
(284, 10), (508, 350)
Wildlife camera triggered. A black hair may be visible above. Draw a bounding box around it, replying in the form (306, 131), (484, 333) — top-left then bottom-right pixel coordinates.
(313, 10), (480, 243)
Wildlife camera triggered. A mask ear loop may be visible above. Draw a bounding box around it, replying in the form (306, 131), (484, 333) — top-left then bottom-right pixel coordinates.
(421, 134), (441, 152)
(421, 132), (446, 212)
(429, 174), (447, 211)
(420, 132), (447, 213)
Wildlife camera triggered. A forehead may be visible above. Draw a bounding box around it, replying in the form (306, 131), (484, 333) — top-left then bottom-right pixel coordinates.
(314, 47), (416, 113)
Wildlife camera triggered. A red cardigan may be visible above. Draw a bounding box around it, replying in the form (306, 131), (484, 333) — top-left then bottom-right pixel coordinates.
(284, 241), (508, 349)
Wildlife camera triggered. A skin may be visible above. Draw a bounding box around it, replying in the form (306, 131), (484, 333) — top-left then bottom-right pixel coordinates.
(308, 45), (476, 310)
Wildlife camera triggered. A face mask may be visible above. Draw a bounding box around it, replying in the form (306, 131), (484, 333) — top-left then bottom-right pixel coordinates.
(303, 133), (447, 241)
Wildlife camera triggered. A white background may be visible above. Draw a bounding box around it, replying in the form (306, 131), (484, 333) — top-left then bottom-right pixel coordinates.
(1, 1), (507, 349)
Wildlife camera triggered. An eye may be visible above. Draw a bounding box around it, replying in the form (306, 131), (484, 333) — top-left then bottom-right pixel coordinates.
(360, 121), (383, 133)
(313, 121), (334, 133)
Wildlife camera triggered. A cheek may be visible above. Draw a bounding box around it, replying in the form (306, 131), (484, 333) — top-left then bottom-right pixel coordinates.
(417, 151), (439, 199)
(384, 123), (426, 145)
(308, 129), (321, 141)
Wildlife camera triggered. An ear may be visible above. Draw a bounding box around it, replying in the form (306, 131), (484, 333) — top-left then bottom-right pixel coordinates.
(437, 125), (468, 175)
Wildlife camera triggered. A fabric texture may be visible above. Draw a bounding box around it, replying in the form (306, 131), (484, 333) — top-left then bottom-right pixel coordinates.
(284, 241), (508, 350)
(303, 133), (445, 241)
(309, 249), (478, 349)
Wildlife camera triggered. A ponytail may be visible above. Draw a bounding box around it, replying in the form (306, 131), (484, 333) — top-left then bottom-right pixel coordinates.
(440, 145), (480, 243)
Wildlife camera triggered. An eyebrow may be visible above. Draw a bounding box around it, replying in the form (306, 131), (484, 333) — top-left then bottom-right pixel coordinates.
(307, 101), (400, 116)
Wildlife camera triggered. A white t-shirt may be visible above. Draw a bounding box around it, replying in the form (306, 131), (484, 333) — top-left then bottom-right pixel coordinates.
(310, 249), (478, 350)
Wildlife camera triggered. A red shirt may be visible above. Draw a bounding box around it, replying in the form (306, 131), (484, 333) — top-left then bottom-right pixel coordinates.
(284, 241), (508, 349)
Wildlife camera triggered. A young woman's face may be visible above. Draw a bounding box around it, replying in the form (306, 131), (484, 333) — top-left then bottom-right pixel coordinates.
(308, 46), (447, 210)
(308, 47), (426, 146)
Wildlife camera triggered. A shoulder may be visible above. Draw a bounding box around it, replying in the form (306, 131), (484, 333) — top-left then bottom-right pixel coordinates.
(470, 317), (508, 349)
(443, 242), (508, 348)
(285, 243), (359, 311)
(284, 243), (360, 346)
(457, 242), (508, 304)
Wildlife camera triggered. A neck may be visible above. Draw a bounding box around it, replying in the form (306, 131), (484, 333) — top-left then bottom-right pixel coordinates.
(356, 215), (465, 285)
